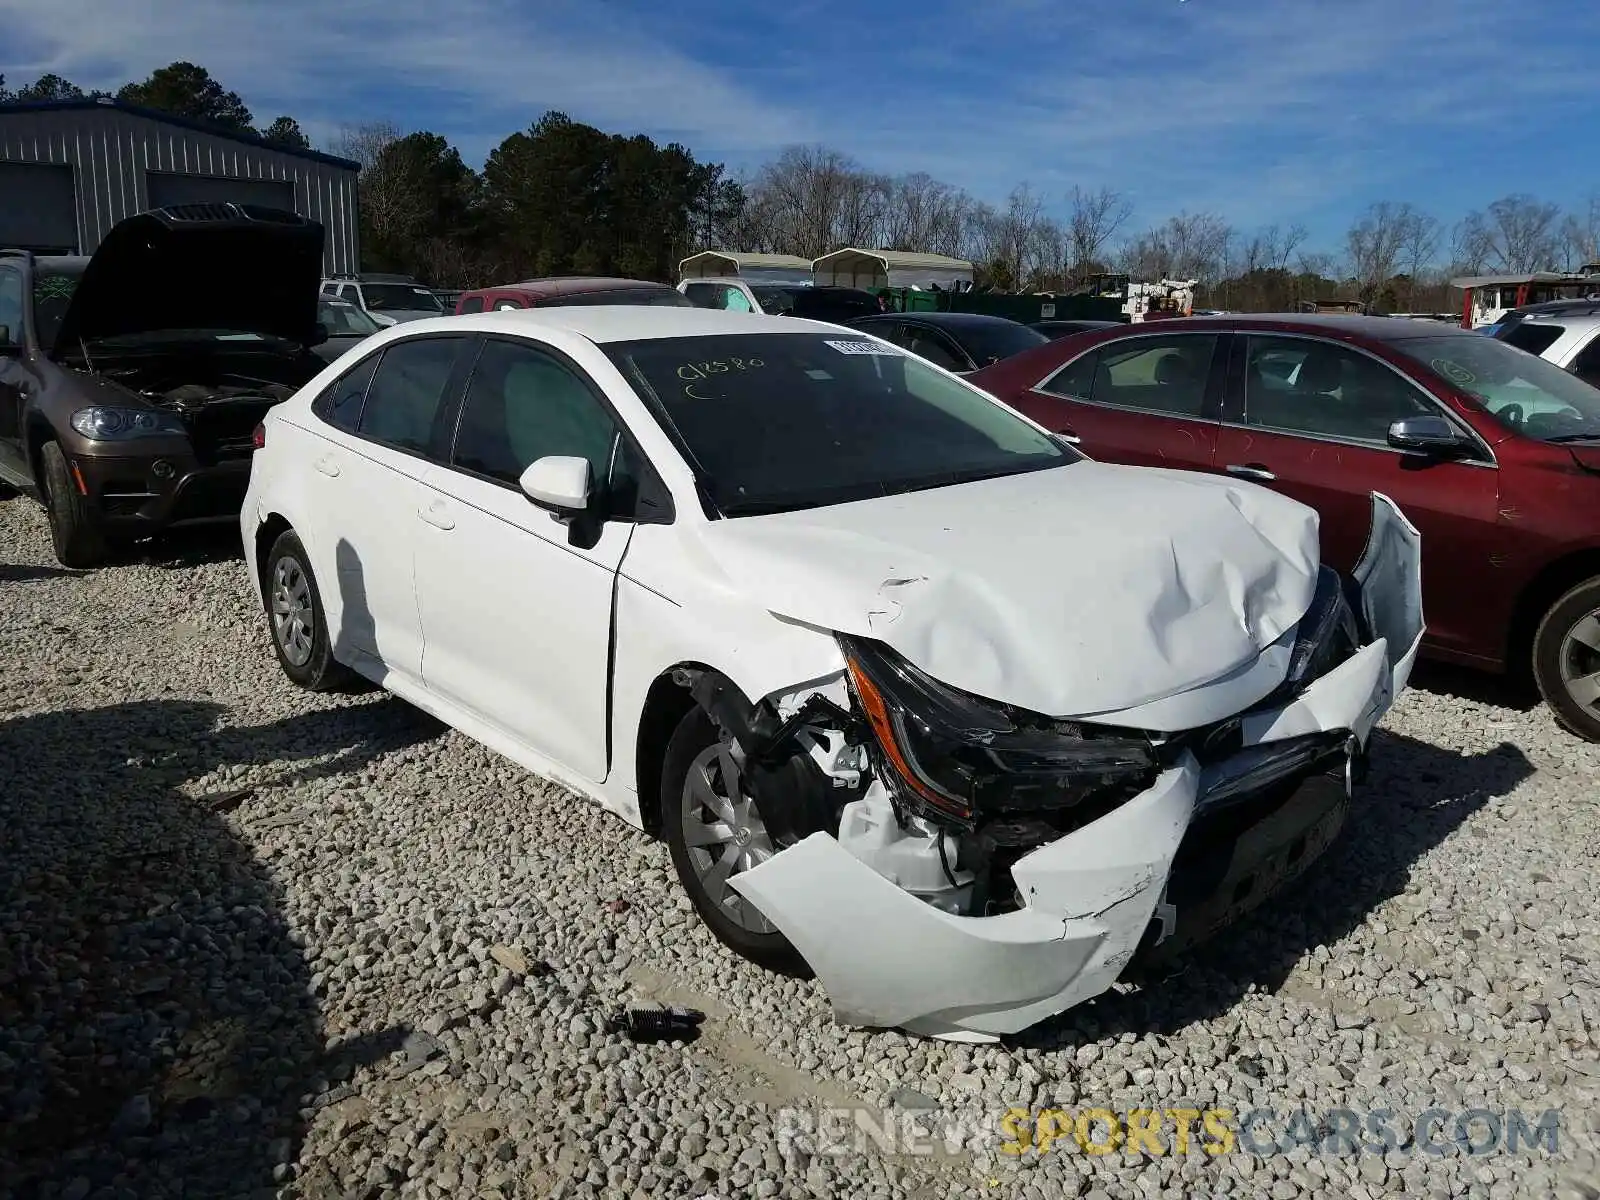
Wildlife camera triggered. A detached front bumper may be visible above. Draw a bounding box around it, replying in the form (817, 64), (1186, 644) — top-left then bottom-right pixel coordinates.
(730, 494), (1423, 1040)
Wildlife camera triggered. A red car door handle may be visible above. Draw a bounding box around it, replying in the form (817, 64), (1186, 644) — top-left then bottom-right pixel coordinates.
(1055, 426), (1082, 444)
(1226, 463), (1277, 482)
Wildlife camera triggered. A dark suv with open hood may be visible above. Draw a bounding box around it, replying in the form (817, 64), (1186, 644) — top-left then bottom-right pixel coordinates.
(0, 203), (331, 567)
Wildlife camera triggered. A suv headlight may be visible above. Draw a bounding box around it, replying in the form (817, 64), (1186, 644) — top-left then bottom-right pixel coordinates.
(69, 407), (187, 441)
(839, 636), (1156, 827)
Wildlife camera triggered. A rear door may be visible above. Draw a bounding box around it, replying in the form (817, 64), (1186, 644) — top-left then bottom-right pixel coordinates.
(1009, 330), (1226, 472)
(1212, 332), (1502, 660)
(0, 264), (25, 469)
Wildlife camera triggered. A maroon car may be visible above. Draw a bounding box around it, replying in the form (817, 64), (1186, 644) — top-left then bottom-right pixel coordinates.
(454, 277), (693, 313)
(970, 315), (1600, 740)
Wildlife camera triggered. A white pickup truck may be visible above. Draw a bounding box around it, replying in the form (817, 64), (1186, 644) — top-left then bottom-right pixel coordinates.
(677, 278), (798, 315)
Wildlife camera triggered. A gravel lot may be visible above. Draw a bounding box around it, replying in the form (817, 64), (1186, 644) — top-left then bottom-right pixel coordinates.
(2, 492), (1599, 1200)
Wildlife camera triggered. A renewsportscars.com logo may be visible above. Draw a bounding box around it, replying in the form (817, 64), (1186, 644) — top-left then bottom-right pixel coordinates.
(774, 1104), (1564, 1159)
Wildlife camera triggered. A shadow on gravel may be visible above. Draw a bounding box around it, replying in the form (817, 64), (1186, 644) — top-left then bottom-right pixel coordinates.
(1407, 659), (1541, 714)
(1012, 729), (1536, 1053)
(0, 561), (84, 583)
(0, 698), (422, 1198)
(127, 525), (248, 570)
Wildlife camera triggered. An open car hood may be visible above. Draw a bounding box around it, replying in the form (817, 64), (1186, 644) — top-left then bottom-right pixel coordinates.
(696, 462), (1322, 719)
(52, 204), (325, 354)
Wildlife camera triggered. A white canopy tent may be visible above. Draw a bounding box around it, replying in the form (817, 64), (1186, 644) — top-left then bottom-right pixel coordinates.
(811, 248), (974, 290)
(677, 251), (814, 285)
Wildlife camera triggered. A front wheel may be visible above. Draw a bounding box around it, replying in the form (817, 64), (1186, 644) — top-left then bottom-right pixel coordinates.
(263, 529), (354, 691)
(40, 441), (108, 568)
(662, 708), (809, 976)
(1532, 577), (1600, 742)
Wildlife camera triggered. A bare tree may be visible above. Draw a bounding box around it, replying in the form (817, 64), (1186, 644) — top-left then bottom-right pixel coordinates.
(1032, 217), (1068, 291)
(1065, 186), (1132, 281)
(327, 120), (401, 172)
(995, 184), (1045, 291)
(881, 172), (970, 256)
(1454, 194), (1562, 274)
(1119, 211), (1232, 285)
(1561, 195), (1600, 270)
(1345, 201), (1430, 302)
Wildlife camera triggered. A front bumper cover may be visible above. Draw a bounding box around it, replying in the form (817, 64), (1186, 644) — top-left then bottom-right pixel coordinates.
(729, 493), (1423, 1040)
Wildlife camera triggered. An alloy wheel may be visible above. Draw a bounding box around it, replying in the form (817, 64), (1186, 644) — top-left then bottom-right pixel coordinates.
(679, 743), (777, 934)
(270, 557), (315, 668)
(1559, 607), (1600, 718)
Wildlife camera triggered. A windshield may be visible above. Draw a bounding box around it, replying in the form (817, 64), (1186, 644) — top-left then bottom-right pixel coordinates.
(605, 332), (1075, 516)
(958, 321), (1050, 366)
(32, 264), (85, 348)
(318, 299), (381, 335)
(362, 284), (443, 313)
(752, 285), (801, 314)
(1393, 334), (1600, 440)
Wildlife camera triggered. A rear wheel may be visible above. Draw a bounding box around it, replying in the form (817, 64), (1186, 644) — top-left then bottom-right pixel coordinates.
(39, 440), (108, 568)
(1532, 576), (1600, 742)
(662, 708), (809, 975)
(264, 529), (353, 691)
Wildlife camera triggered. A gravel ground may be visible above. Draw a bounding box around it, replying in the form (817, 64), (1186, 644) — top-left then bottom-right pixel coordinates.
(2, 492), (1599, 1200)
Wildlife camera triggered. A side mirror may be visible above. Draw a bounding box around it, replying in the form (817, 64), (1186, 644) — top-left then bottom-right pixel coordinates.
(309, 322), (330, 347)
(1387, 414), (1472, 456)
(518, 456), (591, 520)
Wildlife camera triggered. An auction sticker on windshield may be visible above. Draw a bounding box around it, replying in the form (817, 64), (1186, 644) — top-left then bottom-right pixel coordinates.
(825, 339), (901, 355)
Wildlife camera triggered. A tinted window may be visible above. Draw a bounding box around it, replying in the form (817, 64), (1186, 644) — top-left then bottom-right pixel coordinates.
(1092, 334), (1218, 416)
(317, 299), (380, 336)
(902, 326), (967, 372)
(1394, 333), (1600, 440)
(1501, 322), (1564, 357)
(1569, 335), (1600, 383)
(955, 322), (1049, 367)
(1243, 336), (1434, 443)
(314, 353), (380, 431)
(683, 283), (717, 307)
(458, 294), (486, 314)
(453, 339), (620, 489)
(0, 268), (23, 346)
(1040, 350), (1100, 400)
(358, 337), (464, 452)
(362, 284), (443, 313)
(492, 298), (525, 311)
(604, 332), (1074, 516)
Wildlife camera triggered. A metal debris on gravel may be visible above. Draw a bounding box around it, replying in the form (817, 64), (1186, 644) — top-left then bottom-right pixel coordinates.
(1, 495), (1598, 1199)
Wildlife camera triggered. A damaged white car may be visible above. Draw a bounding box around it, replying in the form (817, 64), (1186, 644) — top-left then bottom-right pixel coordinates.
(241, 307), (1424, 1041)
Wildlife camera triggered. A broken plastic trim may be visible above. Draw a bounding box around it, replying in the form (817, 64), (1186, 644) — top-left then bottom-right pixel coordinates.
(839, 636), (1157, 830)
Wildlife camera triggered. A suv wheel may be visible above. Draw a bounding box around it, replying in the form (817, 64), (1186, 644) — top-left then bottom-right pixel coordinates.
(39, 441), (108, 568)
(661, 707), (809, 976)
(1533, 576), (1600, 742)
(264, 529), (354, 691)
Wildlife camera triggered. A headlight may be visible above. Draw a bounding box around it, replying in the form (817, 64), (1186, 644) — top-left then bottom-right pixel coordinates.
(839, 636), (1156, 827)
(1286, 566), (1360, 686)
(69, 407), (187, 441)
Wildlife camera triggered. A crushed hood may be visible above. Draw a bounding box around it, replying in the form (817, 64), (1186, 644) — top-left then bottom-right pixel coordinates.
(53, 203), (325, 355)
(696, 462), (1321, 718)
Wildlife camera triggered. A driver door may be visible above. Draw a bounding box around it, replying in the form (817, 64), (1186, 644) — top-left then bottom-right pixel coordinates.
(1213, 333), (1503, 661)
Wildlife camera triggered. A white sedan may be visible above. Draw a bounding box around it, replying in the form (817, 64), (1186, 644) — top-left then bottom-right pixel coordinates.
(240, 306), (1423, 1040)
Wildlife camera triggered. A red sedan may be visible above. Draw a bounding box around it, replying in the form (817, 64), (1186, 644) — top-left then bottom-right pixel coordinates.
(970, 315), (1600, 740)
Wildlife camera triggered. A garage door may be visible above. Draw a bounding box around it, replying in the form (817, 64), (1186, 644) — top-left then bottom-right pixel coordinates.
(0, 162), (79, 252)
(145, 172), (296, 213)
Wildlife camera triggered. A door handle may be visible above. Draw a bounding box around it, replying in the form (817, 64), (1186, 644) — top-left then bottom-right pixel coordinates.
(314, 454), (341, 478)
(418, 500), (455, 531)
(1055, 427), (1082, 444)
(1226, 463), (1277, 482)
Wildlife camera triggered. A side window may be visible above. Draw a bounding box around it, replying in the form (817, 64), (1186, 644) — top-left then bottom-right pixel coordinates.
(904, 327), (966, 372)
(357, 336), (465, 453)
(0, 268), (22, 346)
(451, 339), (621, 496)
(721, 286), (754, 313)
(492, 297), (524, 311)
(312, 352), (380, 431)
(1039, 349), (1100, 400)
(1568, 335), (1600, 387)
(458, 294), (486, 314)
(1093, 334), (1218, 417)
(1243, 335), (1435, 444)
(683, 283), (716, 307)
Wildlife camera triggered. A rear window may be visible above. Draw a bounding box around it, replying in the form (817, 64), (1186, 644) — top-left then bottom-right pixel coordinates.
(1499, 322), (1564, 357)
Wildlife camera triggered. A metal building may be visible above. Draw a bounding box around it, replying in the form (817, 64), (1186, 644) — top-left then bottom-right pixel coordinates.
(0, 97), (360, 272)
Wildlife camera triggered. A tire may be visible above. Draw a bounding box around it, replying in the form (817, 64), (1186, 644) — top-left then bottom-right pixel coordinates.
(39, 440), (108, 568)
(263, 529), (354, 691)
(1532, 576), (1600, 742)
(662, 707), (810, 976)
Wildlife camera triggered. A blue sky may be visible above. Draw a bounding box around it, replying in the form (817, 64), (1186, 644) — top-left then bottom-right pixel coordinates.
(3, 0), (1597, 252)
